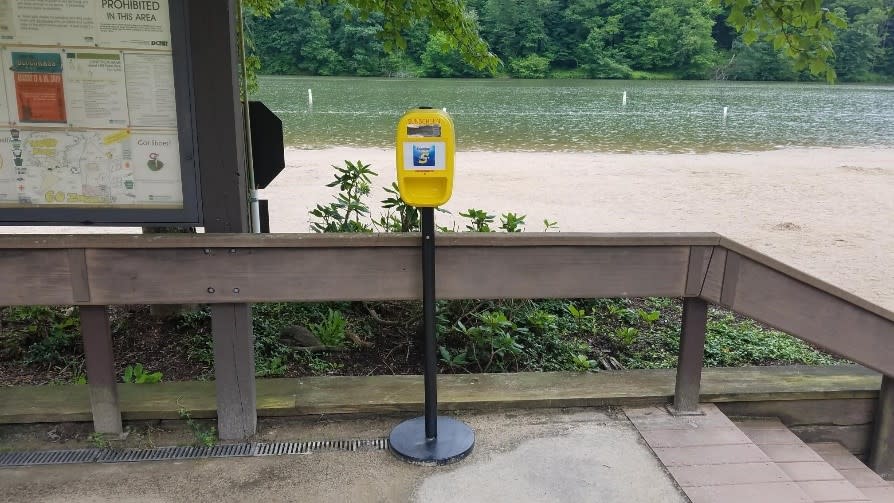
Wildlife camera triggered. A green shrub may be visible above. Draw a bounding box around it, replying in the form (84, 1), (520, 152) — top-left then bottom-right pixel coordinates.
(508, 54), (551, 78)
(123, 363), (163, 384)
(310, 308), (347, 347)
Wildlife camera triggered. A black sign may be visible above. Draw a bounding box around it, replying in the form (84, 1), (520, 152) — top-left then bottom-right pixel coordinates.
(248, 101), (285, 190)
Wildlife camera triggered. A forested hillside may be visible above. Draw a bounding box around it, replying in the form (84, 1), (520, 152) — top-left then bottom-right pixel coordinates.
(246, 0), (894, 81)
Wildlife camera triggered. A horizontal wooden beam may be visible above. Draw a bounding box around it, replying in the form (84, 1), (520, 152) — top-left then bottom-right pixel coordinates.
(0, 232), (723, 249)
(714, 254), (894, 376)
(0, 365), (879, 423)
(0, 232), (892, 377)
(79, 245), (692, 304)
(720, 236), (894, 323)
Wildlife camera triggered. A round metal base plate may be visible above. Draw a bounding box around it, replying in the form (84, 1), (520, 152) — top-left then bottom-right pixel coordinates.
(389, 416), (475, 466)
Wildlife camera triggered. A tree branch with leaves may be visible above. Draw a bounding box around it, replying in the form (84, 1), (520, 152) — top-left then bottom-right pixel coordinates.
(716, 0), (848, 81)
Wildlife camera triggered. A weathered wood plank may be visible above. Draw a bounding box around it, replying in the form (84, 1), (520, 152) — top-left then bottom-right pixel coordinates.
(673, 298), (709, 412)
(437, 246), (690, 299)
(869, 376), (894, 479)
(720, 251), (741, 307)
(720, 237), (894, 324)
(84, 247), (420, 303)
(685, 246), (714, 297)
(80, 306), (122, 434)
(717, 399), (876, 427)
(0, 249), (73, 305)
(0, 365), (880, 424)
(211, 303), (257, 440)
(0, 232), (723, 249)
(700, 247), (727, 303)
(191, 0), (248, 233)
(189, 0), (258, 442)
(715, 256), (894, 376)
(700, 365), (881, 401)
(79, 245), (691, 304)
(66, 249), (90, 303)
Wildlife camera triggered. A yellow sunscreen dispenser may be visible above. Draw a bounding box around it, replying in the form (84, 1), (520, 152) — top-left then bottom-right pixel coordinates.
(390, 107), (474, 466)
(395, 107), (455, 207)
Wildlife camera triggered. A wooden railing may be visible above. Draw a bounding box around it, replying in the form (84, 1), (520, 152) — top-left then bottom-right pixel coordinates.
(2, 232), (892, 475)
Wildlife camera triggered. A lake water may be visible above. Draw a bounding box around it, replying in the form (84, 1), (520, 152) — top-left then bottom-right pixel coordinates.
(253, 76), (894, 153)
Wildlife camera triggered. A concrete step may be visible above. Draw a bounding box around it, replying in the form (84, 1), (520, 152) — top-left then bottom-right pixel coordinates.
(734, 417), (873, 502)
(807, 442), (894, 503)
(625, 404), (875, 503)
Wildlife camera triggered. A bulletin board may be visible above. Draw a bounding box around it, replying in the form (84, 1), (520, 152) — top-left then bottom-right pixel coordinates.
(0, 0), (201, 225)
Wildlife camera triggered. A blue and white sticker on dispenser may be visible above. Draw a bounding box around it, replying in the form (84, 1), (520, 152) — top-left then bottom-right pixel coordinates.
(403, 142), (446, 170)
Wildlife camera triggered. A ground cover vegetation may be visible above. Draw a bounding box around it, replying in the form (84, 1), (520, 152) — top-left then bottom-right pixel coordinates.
(246, 0), (894, 82)
(0, 161), (842, 386)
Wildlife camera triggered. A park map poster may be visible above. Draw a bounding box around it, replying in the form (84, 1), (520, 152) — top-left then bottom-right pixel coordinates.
(0, 0), (183, 209)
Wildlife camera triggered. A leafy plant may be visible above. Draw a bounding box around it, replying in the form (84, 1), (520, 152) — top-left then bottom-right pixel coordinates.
(377, 183), (420, 232)
(255, 355), (287, 377)
(525, 310), (558, 333)
(571, 354), (597, 371)
(123, 363), (163, 384)
(438, 346), (469, 370)
(508, 54), (552, 78)
(614, 327), (640, 345)
(499, 212), (526, 232)
(566, 303), (592, 334)
(566, 304), (587, 319)
(87, 432), (110, 449)
(454, 311), (525, 372)
(178, 406), (216, 447)
(636, 309), (661, 325)
(295, 352), (343, 375)
(543, 219), (559, 232)
(309, 160), (376, 233)
(310, 308), (347, 347)
(12, 306), (82, 367)
(459, 208), (495, 232)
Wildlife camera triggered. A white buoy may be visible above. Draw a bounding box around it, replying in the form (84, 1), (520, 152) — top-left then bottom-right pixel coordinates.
(722, 106), (729, 119)
(442, 107), (447, 112)
(622, 91), (628, 106)
(308, 89), (313, 107)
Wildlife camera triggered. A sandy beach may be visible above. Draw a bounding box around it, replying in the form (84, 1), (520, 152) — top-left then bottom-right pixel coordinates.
(5, 146), (892, 311)
(262, 147), (894, 311)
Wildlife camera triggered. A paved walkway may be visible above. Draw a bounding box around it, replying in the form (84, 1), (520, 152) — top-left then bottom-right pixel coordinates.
(0, 408), (686, 503)
(3, 404), (891, 502)
(625, 404), (894, 503)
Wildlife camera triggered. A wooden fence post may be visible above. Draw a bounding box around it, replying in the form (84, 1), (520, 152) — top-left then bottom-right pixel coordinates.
(189, 0), (256, 440)
(869, 376), (894, 479)
(80, 306), (122, 434)
(673, 298), (709, 413)
(211, 303), (256, 439)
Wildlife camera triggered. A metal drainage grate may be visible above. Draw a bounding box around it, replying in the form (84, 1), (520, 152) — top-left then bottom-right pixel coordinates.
(0, 438), (389, 468)
(0, 448), (98, 466)
(255, 438), (388, 456)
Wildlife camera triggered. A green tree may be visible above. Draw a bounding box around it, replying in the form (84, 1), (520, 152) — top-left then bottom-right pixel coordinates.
(725, 39), (799, 80)
(627, 0), (719, 76)
(245, 0), (498, 71)
(827, 0), (890, 81)
(715, 0), (848, 80)
(509, 54), (552, 78)
(248, 3), (341, 75)
(331, 7), (388, 76)
(481, 0), (553, 61)
(421, 32), (494, 77)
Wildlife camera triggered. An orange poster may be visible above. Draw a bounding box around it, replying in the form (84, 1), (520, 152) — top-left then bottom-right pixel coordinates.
(10, 52), (66, 124)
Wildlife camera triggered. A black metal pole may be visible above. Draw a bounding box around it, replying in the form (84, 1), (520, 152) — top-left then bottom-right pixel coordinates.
(421, 207), (438, 439)
(388, 205), (474, 465)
